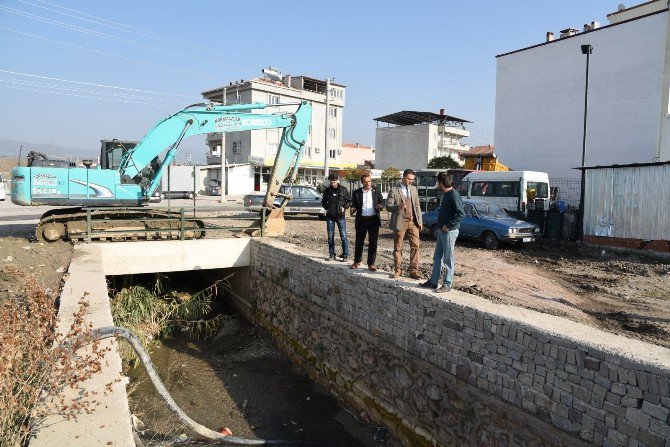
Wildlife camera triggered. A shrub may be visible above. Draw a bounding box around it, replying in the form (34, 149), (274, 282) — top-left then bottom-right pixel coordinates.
(0, 267), (105, 447)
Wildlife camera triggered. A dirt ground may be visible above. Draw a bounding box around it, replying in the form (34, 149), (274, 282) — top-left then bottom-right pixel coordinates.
(0, 237), (71, 301)
(0, 204), (668, 445)
(278, 214), (670, 349)
(1, 211), (669, 348)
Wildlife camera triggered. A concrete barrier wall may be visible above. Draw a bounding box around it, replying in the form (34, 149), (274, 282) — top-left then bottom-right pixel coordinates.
(249, 240), (670, 447)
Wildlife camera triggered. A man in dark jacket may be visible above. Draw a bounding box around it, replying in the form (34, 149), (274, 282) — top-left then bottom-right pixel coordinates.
(321, 173), (351, 261)
(349, 173), (384, 271)
(421, 171), (465, 292)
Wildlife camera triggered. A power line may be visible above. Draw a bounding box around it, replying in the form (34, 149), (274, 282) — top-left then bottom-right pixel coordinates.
(0, 77), (183, 103)
(0, 68), (190, 97)
(0, 5), (232, 69)
(20, 0), (266, 71)
(22, 0), (266, 69)
(0, 27), (218, 81)
(0, 83), (181, 106)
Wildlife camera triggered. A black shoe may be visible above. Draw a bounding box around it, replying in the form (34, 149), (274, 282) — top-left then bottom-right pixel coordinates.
(339, 255), (349, 262)
(420, 280), (437, 289)
(435, 283), (452, 293)
(326, 255), (336, 261)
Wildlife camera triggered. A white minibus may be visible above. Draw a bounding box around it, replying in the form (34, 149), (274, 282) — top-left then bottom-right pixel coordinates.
(456, 171), (550, 217)
(0, 173), (5, 201)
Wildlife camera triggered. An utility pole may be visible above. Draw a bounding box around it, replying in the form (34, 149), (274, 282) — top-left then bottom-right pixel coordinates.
(220, 87), (227, 204)
(18, 144), (23, 167)
(324, 78), (331, 179)
(578, 44), (592, 241)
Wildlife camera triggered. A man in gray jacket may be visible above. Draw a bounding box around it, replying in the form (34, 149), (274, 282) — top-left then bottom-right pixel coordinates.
(386, 169), (423, 279)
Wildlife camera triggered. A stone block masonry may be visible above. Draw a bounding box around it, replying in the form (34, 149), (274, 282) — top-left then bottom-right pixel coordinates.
(249, 240), (670, 447)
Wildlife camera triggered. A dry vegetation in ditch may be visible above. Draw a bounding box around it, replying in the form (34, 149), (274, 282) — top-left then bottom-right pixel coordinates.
(0, 267), (107, 447)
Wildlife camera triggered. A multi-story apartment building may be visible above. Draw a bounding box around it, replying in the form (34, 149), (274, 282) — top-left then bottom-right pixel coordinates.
(495, 0), (670, 179)
(373, 110), (471, 171)
(340, 143), (375, 168)
(201, 74), (349, 193)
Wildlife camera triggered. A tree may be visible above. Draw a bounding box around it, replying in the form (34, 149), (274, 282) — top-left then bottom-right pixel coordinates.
(427, 156), (460, 169)
(381, 167), (401, 182)
(343, 167), (369, 182)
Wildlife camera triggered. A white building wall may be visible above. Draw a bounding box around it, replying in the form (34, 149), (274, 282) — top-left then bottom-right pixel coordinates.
(495, 10), (669, 179)
(375, 124), (431, 170)
(226, 164), (254, 195)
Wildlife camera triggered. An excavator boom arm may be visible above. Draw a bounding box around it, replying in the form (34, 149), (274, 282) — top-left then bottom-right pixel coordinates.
(119, 102), (312, 202)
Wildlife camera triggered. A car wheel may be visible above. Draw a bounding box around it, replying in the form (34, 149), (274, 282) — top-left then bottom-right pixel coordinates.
(431, 224), (440, 240)
(317, 214), (326, 221)
(483, 231), (499, 250)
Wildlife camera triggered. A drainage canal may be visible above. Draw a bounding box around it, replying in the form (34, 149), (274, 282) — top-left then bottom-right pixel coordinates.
(106, 269), (400, 447)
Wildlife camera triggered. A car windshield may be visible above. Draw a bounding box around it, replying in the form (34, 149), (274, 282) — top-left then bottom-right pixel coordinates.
(473, 203), (508, 218)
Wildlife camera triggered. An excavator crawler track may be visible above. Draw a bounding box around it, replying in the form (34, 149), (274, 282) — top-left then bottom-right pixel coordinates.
(36, 208), (205, 242)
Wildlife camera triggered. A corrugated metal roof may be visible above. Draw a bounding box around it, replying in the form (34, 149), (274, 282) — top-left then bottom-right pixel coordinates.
(373, 110), (471, 126)
(576, 160), (670, 170)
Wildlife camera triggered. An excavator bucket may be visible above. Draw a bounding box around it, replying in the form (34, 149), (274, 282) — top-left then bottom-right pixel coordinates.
(246, 208), (286, 237)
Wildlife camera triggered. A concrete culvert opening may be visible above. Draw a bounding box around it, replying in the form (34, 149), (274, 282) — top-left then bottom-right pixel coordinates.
(106, 269), (400, 447)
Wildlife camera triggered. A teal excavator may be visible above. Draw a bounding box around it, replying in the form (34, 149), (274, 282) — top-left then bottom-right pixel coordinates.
(11, 101), (312, 241)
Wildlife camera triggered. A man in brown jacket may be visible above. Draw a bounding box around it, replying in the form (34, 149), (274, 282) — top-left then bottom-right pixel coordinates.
(386, 169), (423, 279)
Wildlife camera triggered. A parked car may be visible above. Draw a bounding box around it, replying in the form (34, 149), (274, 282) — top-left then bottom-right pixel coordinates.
(161, 190), (196, 199)
(208, 179), (221, 196)
(422, 199), (541, 249)
(244, 185), (326, 218)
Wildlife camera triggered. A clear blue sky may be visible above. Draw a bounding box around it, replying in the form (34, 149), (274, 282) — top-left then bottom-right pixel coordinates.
(0, 0), (627, 161)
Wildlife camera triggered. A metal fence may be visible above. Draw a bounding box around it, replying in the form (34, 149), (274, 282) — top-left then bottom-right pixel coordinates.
(549, 177), (581, 209)
(80, 206), (265, 242)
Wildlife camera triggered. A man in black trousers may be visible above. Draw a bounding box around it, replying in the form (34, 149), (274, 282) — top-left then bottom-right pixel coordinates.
(349, 172), (384, 271)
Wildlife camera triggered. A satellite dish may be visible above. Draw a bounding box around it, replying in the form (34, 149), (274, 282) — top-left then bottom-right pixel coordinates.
(262, 67), (283, 82)
(618, 3), (626, 11)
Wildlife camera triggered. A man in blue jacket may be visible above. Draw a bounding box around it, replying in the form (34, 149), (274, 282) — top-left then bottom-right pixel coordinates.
(421, 171), (465, 293)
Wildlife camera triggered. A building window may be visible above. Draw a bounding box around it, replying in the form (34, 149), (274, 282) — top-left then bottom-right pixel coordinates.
(267, 143), (278, 155)
(329, 107), (337, 118)
(329, 128), (336, 139)
(330, 88), (343, 99)
(329, 149), (336, 159)
(302, 146), (311, 158)
(268, 94), (280, 105)
(232, 141), (241, 153)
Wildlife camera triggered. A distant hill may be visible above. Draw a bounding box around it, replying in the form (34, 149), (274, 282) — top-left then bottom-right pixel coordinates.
(0, 139), (97, 162)
(0, 138), (206, 165)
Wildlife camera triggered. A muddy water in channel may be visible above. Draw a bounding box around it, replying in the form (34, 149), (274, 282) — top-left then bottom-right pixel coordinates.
(128, 307), (400, 447)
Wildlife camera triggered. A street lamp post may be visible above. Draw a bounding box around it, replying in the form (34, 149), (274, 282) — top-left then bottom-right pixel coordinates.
(578, 44), (592, 241)
(324, 77), (332, 179)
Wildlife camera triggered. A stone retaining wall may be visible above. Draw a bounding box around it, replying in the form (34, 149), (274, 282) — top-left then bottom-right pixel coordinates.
(249, 240), (670, 447)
